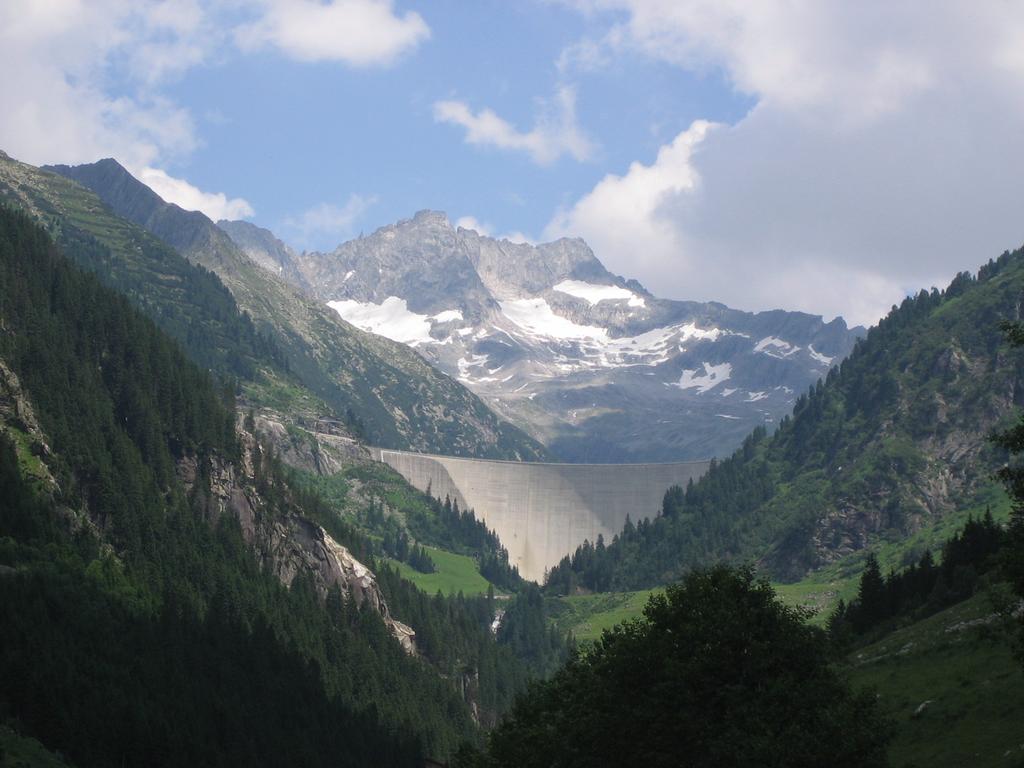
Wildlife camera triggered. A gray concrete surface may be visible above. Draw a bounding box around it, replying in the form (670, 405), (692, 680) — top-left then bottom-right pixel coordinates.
(370, 448), (710, 583)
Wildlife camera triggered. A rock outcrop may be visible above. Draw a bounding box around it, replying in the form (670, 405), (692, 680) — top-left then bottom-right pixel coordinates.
(0, 359), (62, 500)
(177, 435), (416, 653)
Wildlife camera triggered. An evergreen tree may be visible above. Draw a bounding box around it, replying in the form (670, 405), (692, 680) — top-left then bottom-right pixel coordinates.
(993, 320), (1024, 661)
(853, 553), (887, 631)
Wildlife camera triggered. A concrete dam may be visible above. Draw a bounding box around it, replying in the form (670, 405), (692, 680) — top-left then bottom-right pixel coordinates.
(369, 448), (710, 583)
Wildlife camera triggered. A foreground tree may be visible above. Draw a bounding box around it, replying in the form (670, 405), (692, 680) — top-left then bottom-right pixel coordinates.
(467, 566), (889, 768)
(993, 320), (1024, 660)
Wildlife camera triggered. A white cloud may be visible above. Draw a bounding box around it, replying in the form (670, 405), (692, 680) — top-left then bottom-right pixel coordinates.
(236, 0), (429, 66)
(137, 166), (254, 220)
(0, 2), (252, 226)
(281, 194), (378, 250)
(546, 119), (712, 278)
(567, 0), (940, 125)
(556, 36), (612, 74)
(0, 0), (206, 170)
(554, 2), (1024, 326)
(434, 86), (595, 165)
(0, 0), (425, 225)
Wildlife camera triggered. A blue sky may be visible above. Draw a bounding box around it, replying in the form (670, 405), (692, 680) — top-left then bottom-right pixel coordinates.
(3, 1), (1024, 326)
(163, 2), (751, 250)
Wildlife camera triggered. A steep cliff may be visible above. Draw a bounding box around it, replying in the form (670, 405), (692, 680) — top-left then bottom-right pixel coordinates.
(177, 431), (416, 651)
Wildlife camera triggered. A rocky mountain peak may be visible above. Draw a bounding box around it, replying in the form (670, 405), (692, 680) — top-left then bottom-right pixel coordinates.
(215, 208), (861, 462)
(410, 209), (452, 228)
(461, 231), (614, 300)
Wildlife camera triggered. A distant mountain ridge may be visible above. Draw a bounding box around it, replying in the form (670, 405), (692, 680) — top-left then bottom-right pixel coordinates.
(37, 158), (547, 461)
(221, 211), (862, 462)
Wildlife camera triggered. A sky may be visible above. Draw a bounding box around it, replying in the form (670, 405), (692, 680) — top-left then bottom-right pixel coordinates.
(3, 1), (1024, 327)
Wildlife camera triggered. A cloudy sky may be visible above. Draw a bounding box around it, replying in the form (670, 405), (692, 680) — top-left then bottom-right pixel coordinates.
(3, 0), (1024, 326)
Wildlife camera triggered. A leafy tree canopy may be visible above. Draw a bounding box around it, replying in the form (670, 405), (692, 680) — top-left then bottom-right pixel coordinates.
(470, 566), (890, 768)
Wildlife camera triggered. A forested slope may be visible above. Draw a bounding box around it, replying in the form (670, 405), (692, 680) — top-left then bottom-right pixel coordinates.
(547, 246), (1024, 591)
(39, 156), (547, 460)
(0, 206), (559, 764)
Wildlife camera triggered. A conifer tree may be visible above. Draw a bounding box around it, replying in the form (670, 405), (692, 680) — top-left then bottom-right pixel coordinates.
(993, 320), (1024, 660)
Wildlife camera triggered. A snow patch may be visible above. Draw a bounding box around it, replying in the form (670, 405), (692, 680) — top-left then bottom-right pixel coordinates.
(720, 388), (737, 397)
(456, 354), (491, 382)
(500, 299), (724, 371)
(754, 336), (801, 358)
(553, 279), (645, 308)
(432, 309), (464, 324)
(327, 297), (435, 346)
(808, 344), (834, 366)
(679, 322), (722, 342)
(716, 414), (741, 420)
(675, 362), (732, 393)
(746, 391), (769, 402)
(500, 298), (609, 341)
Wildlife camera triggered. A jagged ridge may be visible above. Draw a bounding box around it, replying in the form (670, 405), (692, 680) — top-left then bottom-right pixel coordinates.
(6, 154), (547, 461)
(222, 210), (862, 462)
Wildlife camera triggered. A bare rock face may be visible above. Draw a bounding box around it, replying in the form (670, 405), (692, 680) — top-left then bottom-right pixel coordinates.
(265, 513), (417, 654)
(250, 412), (368, 476)
(177, 438), (416, 653)
(0, 360), (50, 459)
(232, 209), (862, 463)
(0, 358), (62, 503)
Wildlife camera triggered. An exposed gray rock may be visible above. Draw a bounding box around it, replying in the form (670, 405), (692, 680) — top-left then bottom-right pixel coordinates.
(230, 210), (862, 462)
(177, 437), (416, 653)
(250, 412), (368, 476)
(216, 219), (309, 289)
(0, 359), (50, 461)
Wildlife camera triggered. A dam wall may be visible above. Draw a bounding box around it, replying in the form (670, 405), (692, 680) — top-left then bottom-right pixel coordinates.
(370, 448), (710, 583)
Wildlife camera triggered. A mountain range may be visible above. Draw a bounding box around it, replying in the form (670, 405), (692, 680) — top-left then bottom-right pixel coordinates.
(0, 144), (1021, 765)
(218, 211), (861, 462)
(16, 156), (545, 462)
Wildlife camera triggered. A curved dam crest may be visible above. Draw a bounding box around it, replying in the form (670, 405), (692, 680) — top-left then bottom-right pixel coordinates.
(370, 448), (711, 583)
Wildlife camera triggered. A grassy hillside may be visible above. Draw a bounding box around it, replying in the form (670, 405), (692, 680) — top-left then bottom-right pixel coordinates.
(546, 589), (660, 642)
(846, 589), (1024, 768)
(546, 485), (1013, 641)
(386, 545), (495, 596)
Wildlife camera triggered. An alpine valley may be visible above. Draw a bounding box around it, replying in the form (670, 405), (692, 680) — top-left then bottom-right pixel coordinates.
(1, 146), (1023, 768)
